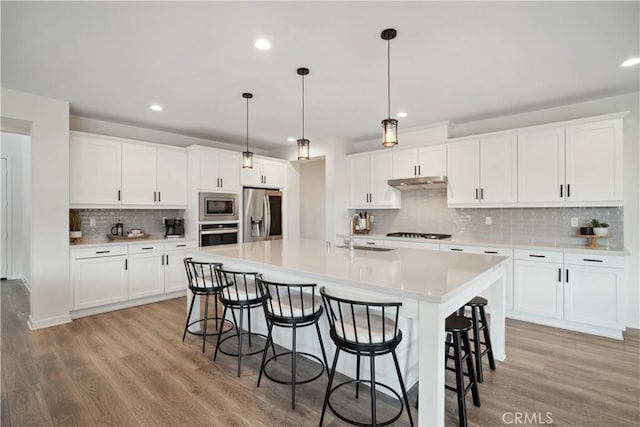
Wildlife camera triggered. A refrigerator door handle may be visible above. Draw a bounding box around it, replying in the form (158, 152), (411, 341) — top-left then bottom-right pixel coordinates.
(264, 195), (271, 238)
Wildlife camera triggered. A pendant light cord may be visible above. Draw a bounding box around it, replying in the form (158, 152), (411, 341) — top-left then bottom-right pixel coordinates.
(301, 74), (305, 140)
(246, 97), (249, 151)
(387, 38), (391, 120)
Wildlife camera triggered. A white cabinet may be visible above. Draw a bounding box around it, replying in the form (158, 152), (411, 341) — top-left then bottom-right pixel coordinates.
(121, 144), (157, 205)
(241, 158), (286, 188)
(164, 241), (196, 292)
(392, 145), (446, 179)
(194, 149), (241, 192)
(70, 134), (122, 205)
(565, 119), (623, 203)
(514, 258), (564, 319)
(156, 148), (187, 206)
(71, 247), (129, 310)
(447, 136), (517, 206)
(517, 129), (565, 203)
(348, 152), (400, 209)
(128, 244), (165, 299)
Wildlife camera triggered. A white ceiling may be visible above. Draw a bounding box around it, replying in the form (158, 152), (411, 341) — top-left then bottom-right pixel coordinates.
(2, 2), (638, 150)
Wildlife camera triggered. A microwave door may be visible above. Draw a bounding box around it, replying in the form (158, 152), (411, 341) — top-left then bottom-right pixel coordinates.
(243, 188), (265, 242)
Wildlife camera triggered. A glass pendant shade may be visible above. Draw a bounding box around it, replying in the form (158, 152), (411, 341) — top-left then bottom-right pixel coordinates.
(242, 150), (253, 169)
(297, 138), (310, 160)
(381, 118), (398, 148)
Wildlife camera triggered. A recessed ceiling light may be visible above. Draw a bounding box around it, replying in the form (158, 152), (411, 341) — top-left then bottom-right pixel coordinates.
(150, 104), (163, 112)
(620, 57), (640, 67)
(287, 137), (296, 142)
(254, 38), (272, 51)
(397, 111), (408, 118)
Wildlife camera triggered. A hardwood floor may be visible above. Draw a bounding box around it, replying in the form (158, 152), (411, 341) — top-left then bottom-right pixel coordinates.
(2, 278), (639, 426)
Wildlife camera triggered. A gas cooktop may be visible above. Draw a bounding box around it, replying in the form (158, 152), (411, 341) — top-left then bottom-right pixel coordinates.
(386, 232), (452, 240)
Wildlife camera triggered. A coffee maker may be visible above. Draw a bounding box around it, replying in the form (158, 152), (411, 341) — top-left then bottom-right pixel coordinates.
(164, 218), (185, 238)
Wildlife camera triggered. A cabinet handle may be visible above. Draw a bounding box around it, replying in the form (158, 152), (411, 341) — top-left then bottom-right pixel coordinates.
(158, 191), (161, 202)
(95, 250), (110, 254)
(176, 244), (187, 248)
(125, 259), (128, 270)
(165, 254), (169, 265)
(583, 258), (603, 263)
(560, 184), (563, 198)
(529, 254), (546, 258)
(418, 165), (421, 176)
(117, 190), (121, 201)
(220, 178), (223, 188)
(161, 255), (165, 266)
(558, 268), (562, 282)
(475, 188), (479, 200)
(414, 165), (417, 176)
(484, 251), (498, 254)
(566, 269), (569, 283)
(154, 191), (157, 202)
(567, 184), (571, 198)
(141, 247), (154, 250)
(450, 248), (463, 252)
(480, 188), (484, 200)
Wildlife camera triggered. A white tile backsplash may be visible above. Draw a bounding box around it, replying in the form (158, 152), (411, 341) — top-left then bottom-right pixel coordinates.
(363, 189), (624, 245)
(74, 209), (181, 239)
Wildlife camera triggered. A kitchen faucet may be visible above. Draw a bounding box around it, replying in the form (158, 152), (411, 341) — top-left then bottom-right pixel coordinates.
(345, 213), (361, 250)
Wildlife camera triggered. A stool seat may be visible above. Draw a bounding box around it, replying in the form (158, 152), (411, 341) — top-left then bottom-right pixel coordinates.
(265, 291), (322, 318)
(465, 296), (488, 307)
(336, 309), (398, 344)
(446, 314), (472, 332)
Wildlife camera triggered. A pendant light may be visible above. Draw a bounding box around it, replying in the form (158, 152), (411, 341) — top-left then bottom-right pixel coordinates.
(297, 67), (310, 160)
(381, 28), (398, 148)
(242, 92), (253, 169)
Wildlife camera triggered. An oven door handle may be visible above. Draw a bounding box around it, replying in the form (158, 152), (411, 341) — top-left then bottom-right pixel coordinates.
(199, 228), (239, 235)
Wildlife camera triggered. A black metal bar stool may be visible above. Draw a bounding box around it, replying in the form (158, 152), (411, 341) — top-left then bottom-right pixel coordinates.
(458, 296), (496, 382)
(256, 278), (329, 410)
(213, 267), (275, 377)
(182, 258), (234, 353)
(319, 287), (414, 427)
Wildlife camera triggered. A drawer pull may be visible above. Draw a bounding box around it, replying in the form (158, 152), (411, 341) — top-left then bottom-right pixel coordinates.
(176, 244), (187, 248)
(484, 251), (498, 254)
(450, 248), (463, 252)
(141, 247), (154, 250)
(566, 269), (569, 283)
(365, 242), (375, 245)
(583, 258), (603, 263)
(95, 250), (110, 254)
(558, 268), (561, 282)
(529, 254), (546, 258)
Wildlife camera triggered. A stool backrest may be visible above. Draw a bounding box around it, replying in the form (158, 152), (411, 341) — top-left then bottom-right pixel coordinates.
(184, 258), (223, 291)
(320, 286), (401, 345)
(257, 278), (319, 320)
(215, 266), (264, 303)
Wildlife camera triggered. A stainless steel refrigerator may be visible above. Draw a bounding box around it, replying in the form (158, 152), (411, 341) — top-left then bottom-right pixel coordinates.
(243, 188), (283, 242)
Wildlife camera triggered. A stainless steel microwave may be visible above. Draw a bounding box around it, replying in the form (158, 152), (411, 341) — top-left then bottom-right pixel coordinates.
(199, 192), (239, 222)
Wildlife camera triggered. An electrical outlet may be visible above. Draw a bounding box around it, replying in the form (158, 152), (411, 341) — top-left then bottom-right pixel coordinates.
(571, 217), (579, 227)
(89, 217), (96, 227)
(370, 215), (374, 223)
(485, 216), (492, 225)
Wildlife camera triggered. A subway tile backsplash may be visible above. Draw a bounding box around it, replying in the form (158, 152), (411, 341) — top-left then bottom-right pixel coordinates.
(74, 209), (181, 240)
(367, 189), (624, 246)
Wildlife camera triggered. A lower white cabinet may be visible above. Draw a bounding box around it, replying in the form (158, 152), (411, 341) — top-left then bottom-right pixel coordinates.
(128, 245), (165, 299)
(164, 244), (192, 292)
(73, 254), (129, 310)
(513, 259), (564, 319)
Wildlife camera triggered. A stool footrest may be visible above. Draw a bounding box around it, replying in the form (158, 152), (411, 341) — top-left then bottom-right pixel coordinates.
(262, 351), (325, 386)
(185, 317), (234, 337)
(327, 379), (405, 427)
(217, 332), (270, 357)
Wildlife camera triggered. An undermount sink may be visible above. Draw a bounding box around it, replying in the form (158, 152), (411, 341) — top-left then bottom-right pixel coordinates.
(335, 245), (397, 252)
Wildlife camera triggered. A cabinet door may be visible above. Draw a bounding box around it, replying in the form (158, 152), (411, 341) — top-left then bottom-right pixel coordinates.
(218, 151), (241, 191)
(479, 135), (517, 203)
(392, 149), (418, 178)
(565, 119), (623, 203)
(121, 144), (157, 205)
(447, 141), (479, 204)
(517, 129), (565, 203)
(417, 145), (446, 177)
(240, 158), (263, 187)
(564, 265), (621, 328)
(164, 250), (189, 293)
(197, 151), (221, 191)
(348, 156), (370, 207)
(70, 135), (122, 205)
(369, 152), (399, 207)
(156, 148), (187, 206)
(129, 252), (165, 299)
(262, 161), (286, 189)
(73, 255), (128, 309)
(513, 260), (564, 319)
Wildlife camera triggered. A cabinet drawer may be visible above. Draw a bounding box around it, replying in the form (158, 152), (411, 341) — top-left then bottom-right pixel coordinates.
(353, 238), (385, 246)
(385, 240), (440, 251)
(440, 243), (469, 253)
(514, 249), (563, 263)
(472, 246), (513, 257)
(165, 240), (196, 251)
(71, 246), (128, 259)
(564, 253), (625, 269)
(128, 243), (164, 254)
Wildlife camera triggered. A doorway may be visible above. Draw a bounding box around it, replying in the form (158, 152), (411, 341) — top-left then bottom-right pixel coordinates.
(1, 158), (8, 278)
(299, 158), (326, 240)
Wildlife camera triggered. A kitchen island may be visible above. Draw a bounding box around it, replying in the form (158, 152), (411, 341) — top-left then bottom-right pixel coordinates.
(186, 239), (508, 426)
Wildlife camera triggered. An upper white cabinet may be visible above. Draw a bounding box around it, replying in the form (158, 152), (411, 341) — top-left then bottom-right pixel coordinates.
(70, 132), (188, 208)
(447, 136), (517, 205)
(348, 151), (400, 209)
(392, 145), (446, 179)
(192, 148), (241, 192)
(241, 158), (286, 188)
(70, 133), (122, 205)
(517, 129), (565, 203)
(565, 119), (623, 203)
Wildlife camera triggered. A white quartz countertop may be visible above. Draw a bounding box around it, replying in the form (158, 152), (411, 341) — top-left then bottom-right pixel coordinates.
(186, 239), (508, 303)
(359, 234), (629, 256)
(69, 235), (195, 249)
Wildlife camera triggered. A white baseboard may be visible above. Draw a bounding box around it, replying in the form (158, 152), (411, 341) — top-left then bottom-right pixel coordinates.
(70, 291), (185, 319)
(28, 313), (72, 330)
(20, 276), (31, 293)
(506, 312), (623, 340)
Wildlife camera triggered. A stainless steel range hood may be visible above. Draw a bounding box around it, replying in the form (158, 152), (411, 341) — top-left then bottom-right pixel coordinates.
(387, 176), (447, 190)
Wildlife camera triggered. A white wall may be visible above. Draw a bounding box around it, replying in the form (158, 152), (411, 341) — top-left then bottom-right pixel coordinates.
(300, 158), (326, 240)
(0, 132), (29, 280)
(450, 92), (640, 329)
(1, 88), (70, 329)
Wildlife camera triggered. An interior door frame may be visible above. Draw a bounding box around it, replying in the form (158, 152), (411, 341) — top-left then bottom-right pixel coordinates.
(1, 156), (12, 279)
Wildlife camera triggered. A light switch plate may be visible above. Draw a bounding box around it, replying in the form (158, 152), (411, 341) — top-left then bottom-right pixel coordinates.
(485, 216), (492, 225)
(571, 217), (579, 227)
(370, 215), (374, 223)
(89, 217), (96, 227)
